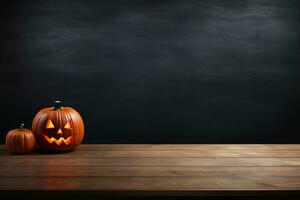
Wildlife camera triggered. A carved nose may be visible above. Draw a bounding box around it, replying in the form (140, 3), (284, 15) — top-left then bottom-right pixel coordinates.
(57, 129), (63, 135)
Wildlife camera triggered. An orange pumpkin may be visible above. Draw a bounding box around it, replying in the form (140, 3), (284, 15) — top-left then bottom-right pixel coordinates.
(5, 123), (36, 154)
(32, 101), (84, 152)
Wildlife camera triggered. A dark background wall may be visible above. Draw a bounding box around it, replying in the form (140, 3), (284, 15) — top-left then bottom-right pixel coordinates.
(0, 0), (300, 144)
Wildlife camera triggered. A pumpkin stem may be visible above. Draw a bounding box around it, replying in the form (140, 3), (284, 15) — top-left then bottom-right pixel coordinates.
(54, 100), (61, 110)
(19, 123), (24, 130)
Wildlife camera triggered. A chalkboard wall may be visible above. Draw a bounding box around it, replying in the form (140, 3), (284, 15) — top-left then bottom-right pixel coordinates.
(1, 0), (300, 143)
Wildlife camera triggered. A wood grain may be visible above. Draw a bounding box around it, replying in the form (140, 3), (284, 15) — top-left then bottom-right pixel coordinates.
(1, 144), (300, 196)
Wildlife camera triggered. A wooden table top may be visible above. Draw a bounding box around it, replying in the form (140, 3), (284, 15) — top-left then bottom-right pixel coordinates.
(1, 144), (300, 196)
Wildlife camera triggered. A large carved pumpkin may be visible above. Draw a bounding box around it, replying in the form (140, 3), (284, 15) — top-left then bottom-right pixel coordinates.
(5, 123), (36, 154)
(32, 101), (84, 152)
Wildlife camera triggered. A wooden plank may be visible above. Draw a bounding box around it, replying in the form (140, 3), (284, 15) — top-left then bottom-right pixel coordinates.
(1, 190), (299, 197)
(1, 157), (300, 167)
(1, 177), (300, 190)
(2, 144), (300, 157)
(3, 149), (300, 158)
(1, 166), (300, 177)
(0, 144), (300, 196)
(3, 144), (300, 151)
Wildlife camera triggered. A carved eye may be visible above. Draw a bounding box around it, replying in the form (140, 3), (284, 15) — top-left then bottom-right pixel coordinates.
(64, 121), (71, 129)
(46, 119), (55, 129)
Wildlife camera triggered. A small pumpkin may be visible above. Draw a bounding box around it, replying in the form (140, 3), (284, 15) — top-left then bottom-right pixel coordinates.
(32, 101), (84, 152)
(5, 123), (36, 154)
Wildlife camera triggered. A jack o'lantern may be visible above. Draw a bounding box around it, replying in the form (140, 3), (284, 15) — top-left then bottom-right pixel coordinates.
(32, 101), (84, 152)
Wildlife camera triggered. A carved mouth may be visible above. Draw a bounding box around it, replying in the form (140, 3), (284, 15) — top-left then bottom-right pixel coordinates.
(43, 134), (73, 145)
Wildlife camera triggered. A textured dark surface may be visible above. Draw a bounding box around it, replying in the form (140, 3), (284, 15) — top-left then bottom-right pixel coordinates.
(0, 0), (300, 143)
